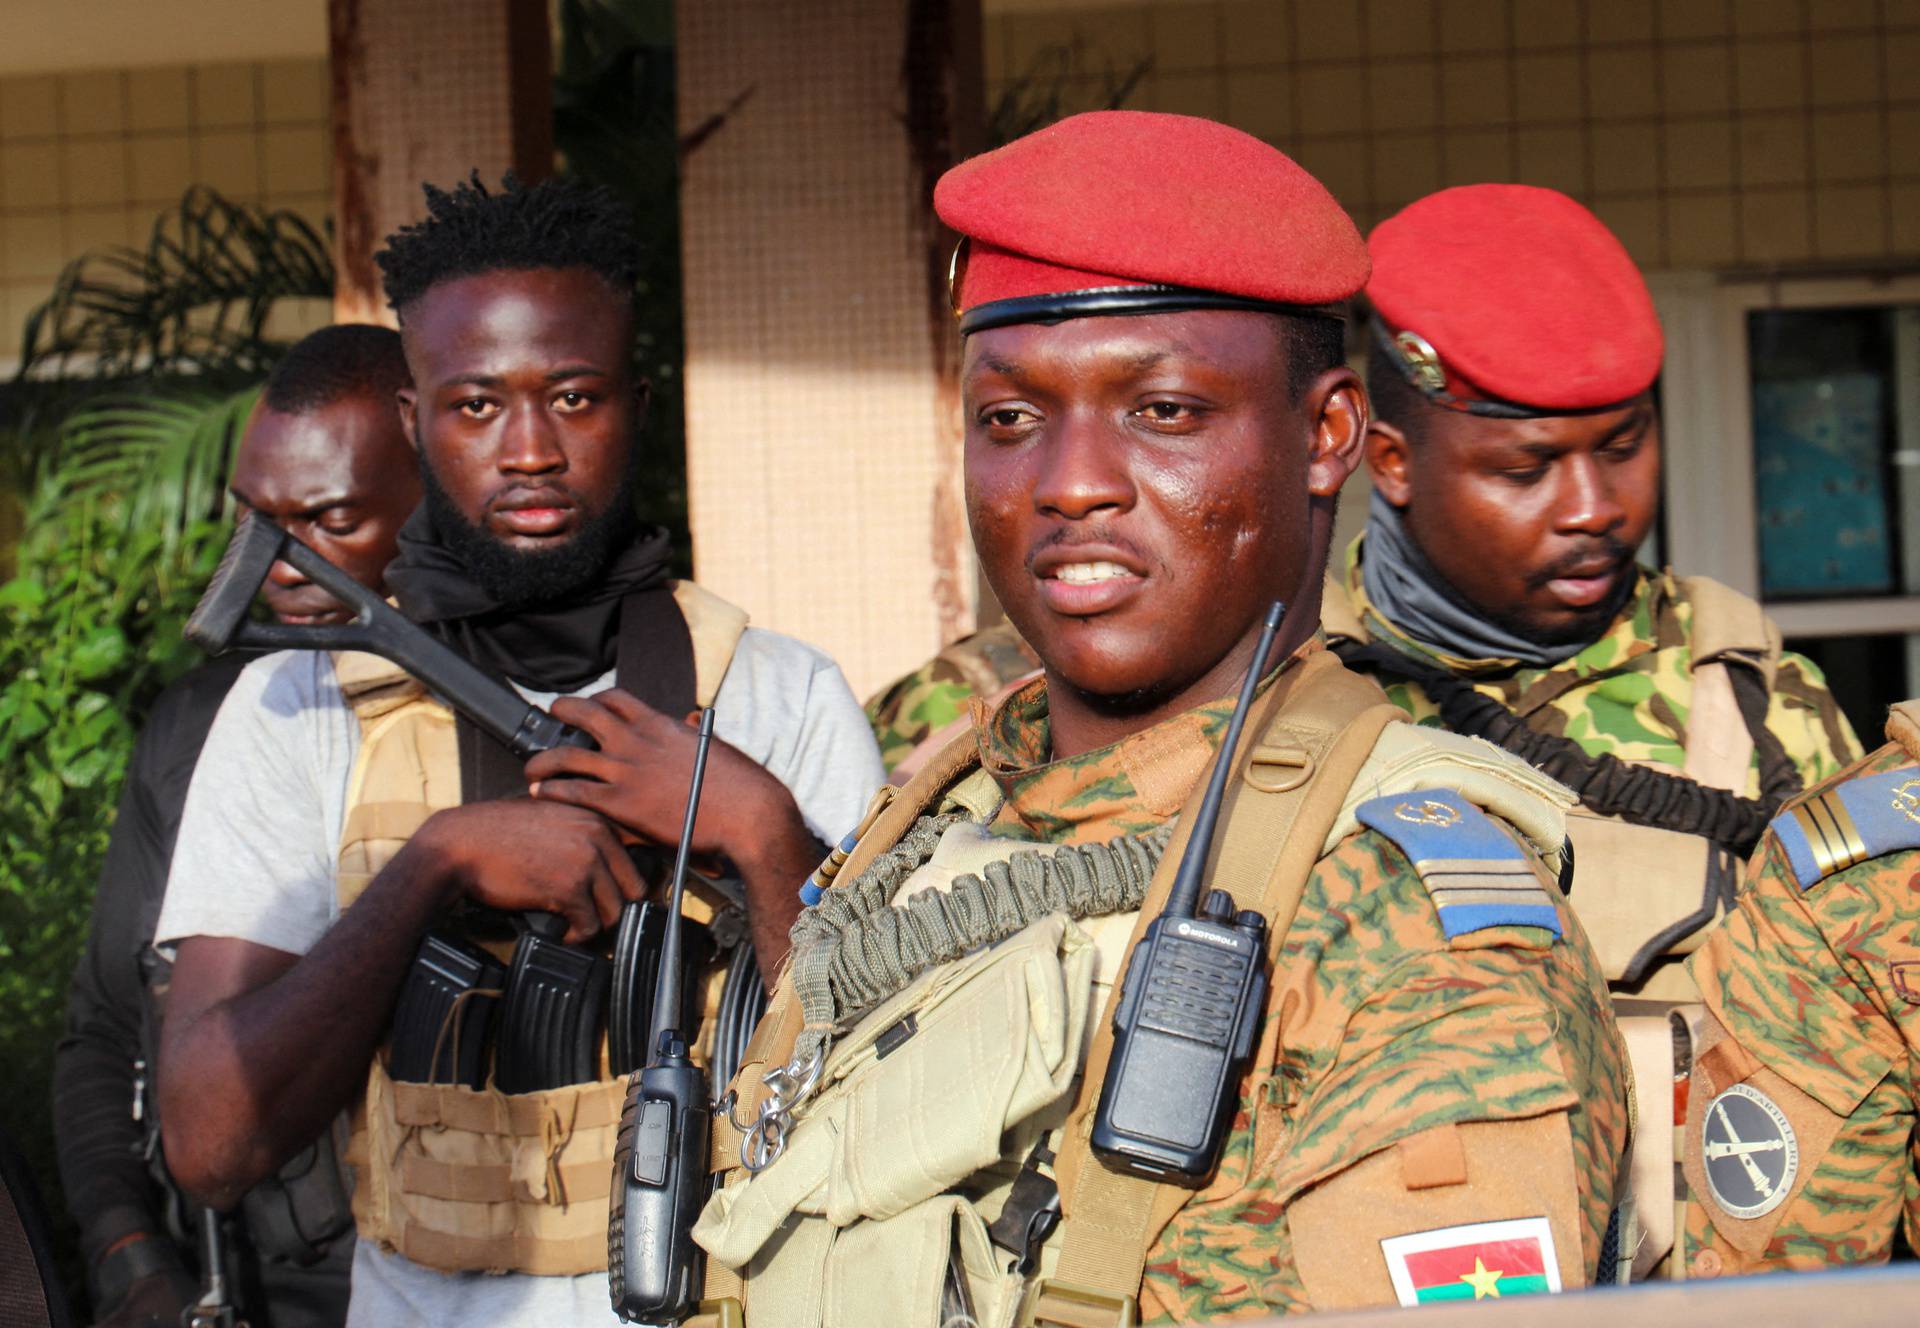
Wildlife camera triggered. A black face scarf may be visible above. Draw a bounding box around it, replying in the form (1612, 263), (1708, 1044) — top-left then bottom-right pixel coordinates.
(384, 483), (675, 695)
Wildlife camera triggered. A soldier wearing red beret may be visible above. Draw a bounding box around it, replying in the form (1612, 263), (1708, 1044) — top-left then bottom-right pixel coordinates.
(1328, 185), (1860, 1005)
(690, 114), (1628, 1326)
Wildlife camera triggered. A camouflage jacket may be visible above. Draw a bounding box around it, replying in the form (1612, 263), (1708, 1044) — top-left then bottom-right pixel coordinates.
(970, 652), (1629, 1319)
(865, 620), (1040, 772)
(1682, 722), (1920, 1277)
(1330, 537), (1860, 796)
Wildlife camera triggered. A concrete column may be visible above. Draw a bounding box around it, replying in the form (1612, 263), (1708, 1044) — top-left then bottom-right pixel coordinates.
(676, 0), (984, 698)
(327, 0), (552, 325)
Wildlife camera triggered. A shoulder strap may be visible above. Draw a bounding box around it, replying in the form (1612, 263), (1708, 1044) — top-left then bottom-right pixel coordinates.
(1680, 575), (1781, 684)
(670, 580), (749, 709)
(1036, 651), (1401, 1324)
(1319, 568), (1367, 643)
(1678, 577), (1802, 803)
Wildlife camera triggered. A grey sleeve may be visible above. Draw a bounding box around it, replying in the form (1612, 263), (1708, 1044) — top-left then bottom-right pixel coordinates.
(711, 630), (888, 846)
(155, 654), (352, 957)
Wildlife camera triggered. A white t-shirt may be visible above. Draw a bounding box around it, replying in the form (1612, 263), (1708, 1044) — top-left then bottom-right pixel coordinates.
(157, 626), (885, 1328)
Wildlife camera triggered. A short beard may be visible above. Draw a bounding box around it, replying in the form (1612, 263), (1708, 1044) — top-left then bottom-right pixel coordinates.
(418, 449), (641, 608)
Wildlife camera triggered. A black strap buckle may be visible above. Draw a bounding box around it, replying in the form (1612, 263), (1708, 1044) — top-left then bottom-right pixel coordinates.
(987, 1140), (1062, 1275)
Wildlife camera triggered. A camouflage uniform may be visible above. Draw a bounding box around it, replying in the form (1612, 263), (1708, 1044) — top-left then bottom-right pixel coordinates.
(865, 620), (1040, 772)
(702, 646), (1631, 1322)
(1681, 713), (1920, 1277)
(1333, 543), (1859, 793)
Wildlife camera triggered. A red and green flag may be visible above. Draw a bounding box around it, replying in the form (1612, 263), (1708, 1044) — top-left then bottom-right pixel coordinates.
(1381, 1217), (1562, 1306)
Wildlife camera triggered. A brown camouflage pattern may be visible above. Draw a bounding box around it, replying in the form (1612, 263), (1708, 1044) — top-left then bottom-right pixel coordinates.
(976, 674), (1237, 844)
(966, 660), (1631, 1320)
(864, 621), (1040, 771)
(1336, 538), (1861, 793)
(1683, 739), (1920, 1274)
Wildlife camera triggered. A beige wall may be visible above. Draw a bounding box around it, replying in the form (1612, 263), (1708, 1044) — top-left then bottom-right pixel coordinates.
(0, 0), (325, 76)
(983, 0), (1920, 271)
(676, 0), (981, 700)
(0, 59), (333, 359)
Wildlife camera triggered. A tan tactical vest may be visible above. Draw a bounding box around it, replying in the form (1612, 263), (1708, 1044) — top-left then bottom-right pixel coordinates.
(1325, 572), (1781, 1001)
(335, 581), (747, 1275)
(690, 650), (1579, 1327)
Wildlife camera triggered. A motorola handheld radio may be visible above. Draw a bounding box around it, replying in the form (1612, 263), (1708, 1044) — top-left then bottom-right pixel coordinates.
(609, 708), (717, 1324)
(1088, 600), (1285, 1185)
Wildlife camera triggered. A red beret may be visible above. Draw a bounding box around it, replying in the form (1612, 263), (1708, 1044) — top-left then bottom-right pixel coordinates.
(935, 111), (1368, 334)
(1367, 185), (1662, 415)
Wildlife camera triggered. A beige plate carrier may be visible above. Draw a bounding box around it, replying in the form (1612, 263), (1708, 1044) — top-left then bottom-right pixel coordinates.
(335, 582), (745, 1276)
(692, 649), (1581, 1328)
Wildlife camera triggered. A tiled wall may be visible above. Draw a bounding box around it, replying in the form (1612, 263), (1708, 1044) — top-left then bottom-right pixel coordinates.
(983, 0), (1920, 271)
(0, 59), (332, 360)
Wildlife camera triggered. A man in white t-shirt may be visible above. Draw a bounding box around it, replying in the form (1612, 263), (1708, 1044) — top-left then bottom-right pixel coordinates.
(153, 174), (885, 1327)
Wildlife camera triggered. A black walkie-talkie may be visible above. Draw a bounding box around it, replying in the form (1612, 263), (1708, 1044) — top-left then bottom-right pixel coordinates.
(609, 708), (716, 1324)
(1089, 600), (1286, 1185)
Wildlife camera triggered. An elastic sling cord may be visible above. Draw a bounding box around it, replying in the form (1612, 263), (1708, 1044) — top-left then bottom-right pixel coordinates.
(785, 813), (1175, 1066)
(1335, 640), (1796, 858)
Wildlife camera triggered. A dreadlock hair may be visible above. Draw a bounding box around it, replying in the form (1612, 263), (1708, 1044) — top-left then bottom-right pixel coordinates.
(262, 323), (410, 414)
(373, 172), (642, 319)
(1279, 313), (1347, 402)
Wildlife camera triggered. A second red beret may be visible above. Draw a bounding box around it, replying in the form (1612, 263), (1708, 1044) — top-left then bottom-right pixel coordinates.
(1367, 185), (1663, 414)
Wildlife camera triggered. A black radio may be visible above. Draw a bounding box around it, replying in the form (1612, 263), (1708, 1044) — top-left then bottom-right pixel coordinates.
(609, 709), (717, 1324)
(1089, 600), (1284, 1185)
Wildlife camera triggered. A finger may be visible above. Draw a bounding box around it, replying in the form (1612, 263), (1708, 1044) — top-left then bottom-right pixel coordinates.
(524, 746), (624, 786)
(586, 857), (626, 932)
(547, 695), (624, 747)
(601, 830), (648, 903)
(591, 687), (652, 724)
(529, 776), (612, 818)
(558, 891), (601, 945)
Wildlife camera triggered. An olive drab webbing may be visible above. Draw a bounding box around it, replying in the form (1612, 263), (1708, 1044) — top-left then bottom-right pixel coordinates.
(335, 582), (744, 1276)
(692, 649), (1583, 1327)
(783, 818), (1174, 1070)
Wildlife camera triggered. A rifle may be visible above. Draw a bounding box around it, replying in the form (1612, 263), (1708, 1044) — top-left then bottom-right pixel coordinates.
(186, 515), (670, 1092)
(182, 1209), (244, 1328)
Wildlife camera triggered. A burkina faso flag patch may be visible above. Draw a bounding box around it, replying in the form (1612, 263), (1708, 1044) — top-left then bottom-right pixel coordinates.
(1380, 1217), (1562, 1307)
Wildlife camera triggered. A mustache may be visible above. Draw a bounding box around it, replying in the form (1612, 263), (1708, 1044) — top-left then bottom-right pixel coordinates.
(1525, 536), (1634, 592)
(1022, 525), (1156, 574)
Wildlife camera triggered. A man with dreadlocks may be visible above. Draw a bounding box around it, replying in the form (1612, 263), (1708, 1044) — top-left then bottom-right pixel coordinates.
(1327, 185), (1859, 1004)
(151, 174), (883, 1325)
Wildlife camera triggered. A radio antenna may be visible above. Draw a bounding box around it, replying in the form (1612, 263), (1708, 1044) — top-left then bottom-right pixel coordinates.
(1160, 599), (1285, 920)
(649, 707), (715, 1056)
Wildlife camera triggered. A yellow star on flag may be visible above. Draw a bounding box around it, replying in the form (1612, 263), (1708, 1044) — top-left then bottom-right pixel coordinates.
(1459, 1256), (1503, 1299)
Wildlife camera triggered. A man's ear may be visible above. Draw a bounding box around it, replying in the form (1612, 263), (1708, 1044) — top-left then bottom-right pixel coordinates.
(1365, 417), (1414, 507)
(1306, 367), (1368, 500)
(396, 388), (418, 450)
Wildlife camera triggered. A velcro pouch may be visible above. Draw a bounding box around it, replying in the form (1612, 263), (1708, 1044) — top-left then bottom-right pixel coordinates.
(694, 912), (1094, 1269)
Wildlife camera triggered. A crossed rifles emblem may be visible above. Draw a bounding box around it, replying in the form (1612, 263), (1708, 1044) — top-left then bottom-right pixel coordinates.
(1893, 778), (1920, 825)
(1394, 799), (1461, 828)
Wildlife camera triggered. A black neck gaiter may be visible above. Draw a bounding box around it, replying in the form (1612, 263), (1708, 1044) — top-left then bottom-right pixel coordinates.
(384, 504), (675, 693)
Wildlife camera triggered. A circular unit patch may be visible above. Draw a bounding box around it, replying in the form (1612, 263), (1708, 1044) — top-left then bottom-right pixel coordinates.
(1700, 1082), (1799, 1220)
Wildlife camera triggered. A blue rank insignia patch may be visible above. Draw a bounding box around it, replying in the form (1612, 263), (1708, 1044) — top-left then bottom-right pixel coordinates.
(1772, 765), (1920, 892)
(1355, 788), (1562, 940)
